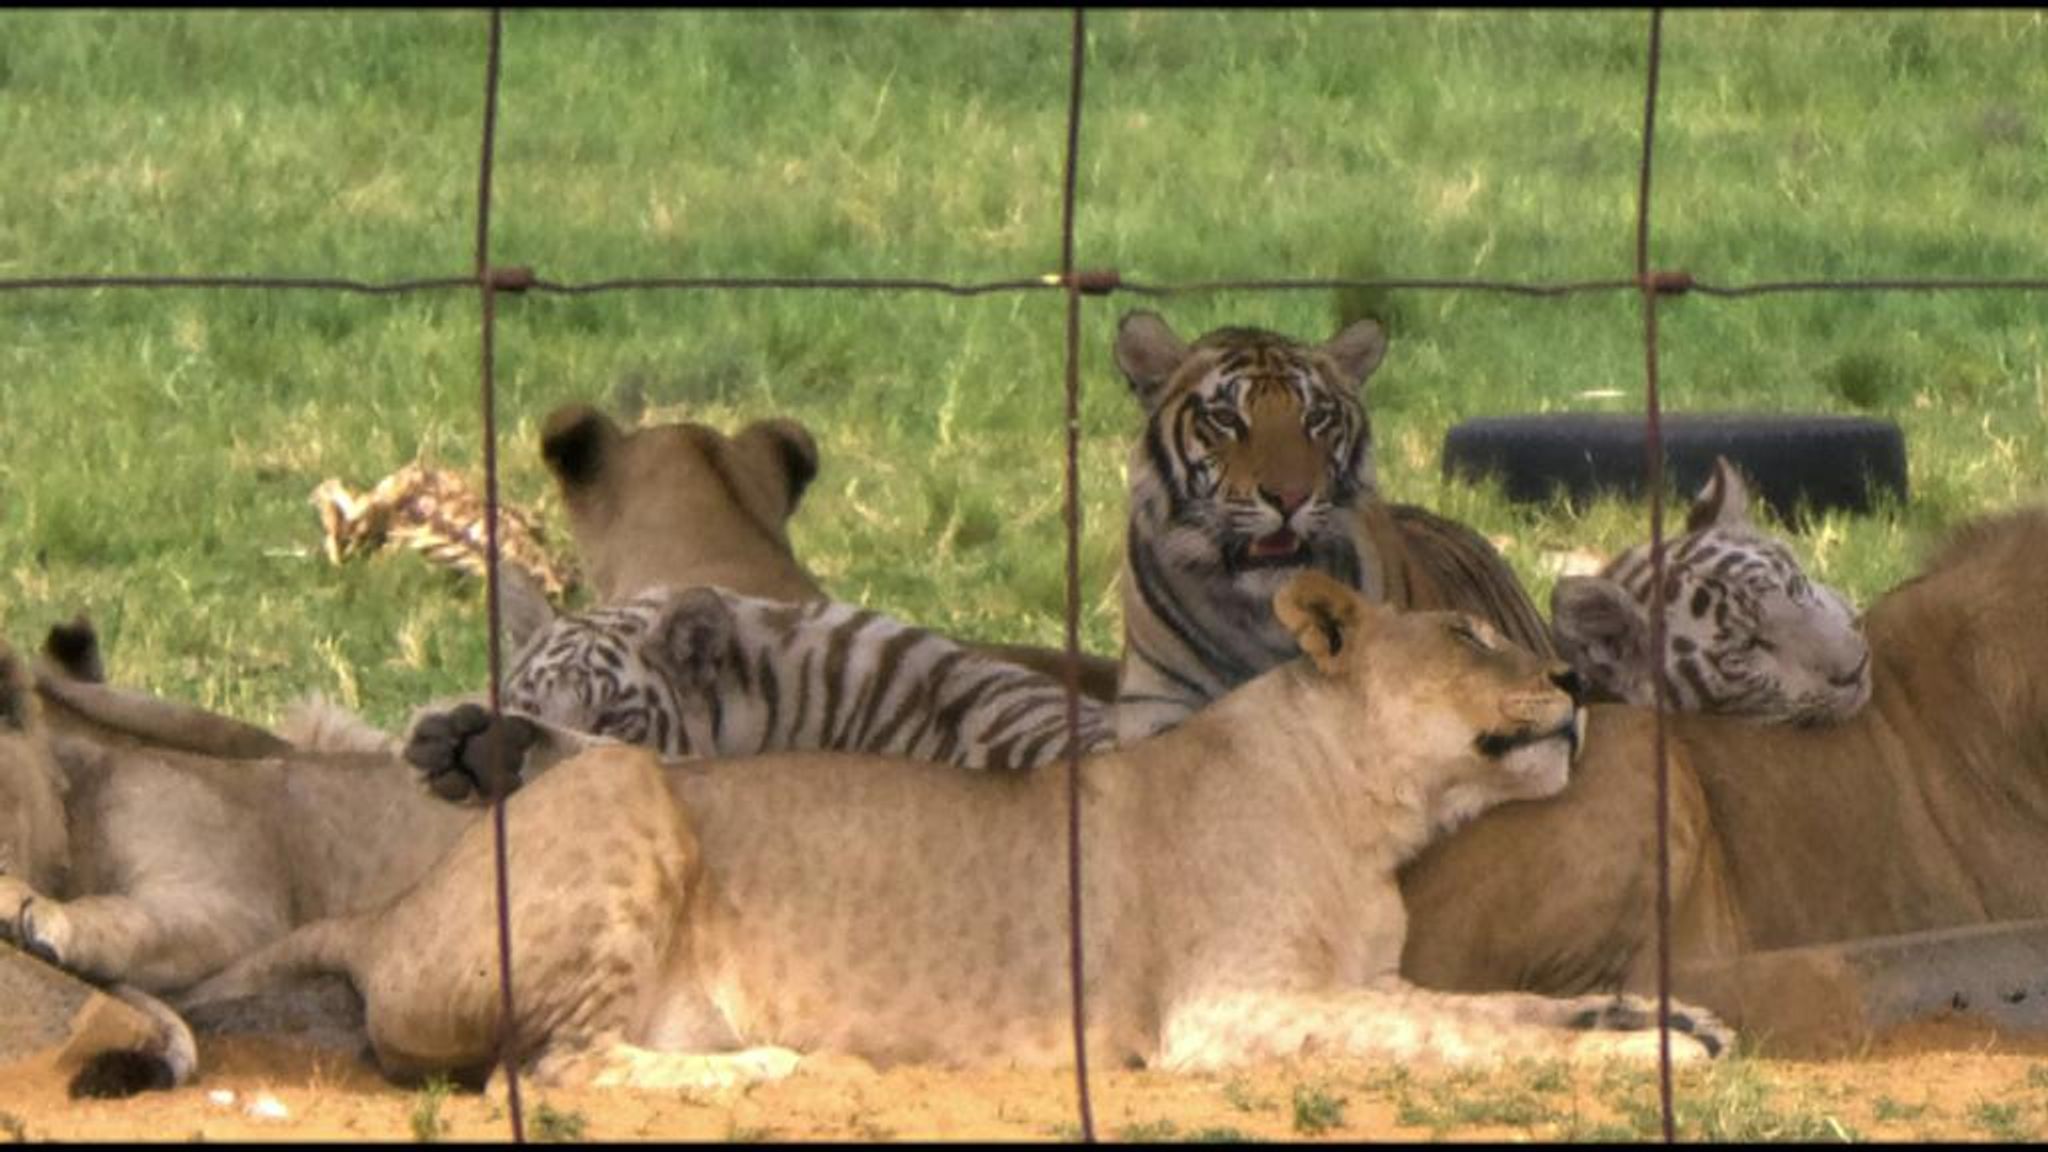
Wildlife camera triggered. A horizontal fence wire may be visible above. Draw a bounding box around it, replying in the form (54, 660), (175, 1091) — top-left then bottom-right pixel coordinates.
(10, 272), (2048, 298)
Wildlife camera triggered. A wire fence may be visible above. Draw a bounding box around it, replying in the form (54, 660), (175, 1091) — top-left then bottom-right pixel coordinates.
(8, 7), (2047, 1143)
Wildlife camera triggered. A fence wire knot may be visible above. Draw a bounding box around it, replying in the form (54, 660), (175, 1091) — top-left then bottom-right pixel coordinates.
(1643, 269), (1694, 296)
(486, 265), (537, 293)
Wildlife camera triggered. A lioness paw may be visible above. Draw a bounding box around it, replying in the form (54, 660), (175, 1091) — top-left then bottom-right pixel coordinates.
(404, 704), (538, 804)
(0, 883), (71, 971)
(1563, 993), (1731, 1061)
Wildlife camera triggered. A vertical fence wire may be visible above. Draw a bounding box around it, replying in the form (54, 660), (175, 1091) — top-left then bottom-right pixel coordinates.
(1631, 7), (1677, 1144)
(471, 7), (528, 1143)
(1057, 9), (1099, 1143)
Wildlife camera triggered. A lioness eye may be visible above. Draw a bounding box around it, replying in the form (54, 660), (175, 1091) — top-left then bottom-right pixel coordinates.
(1449, 620), (1494, 652)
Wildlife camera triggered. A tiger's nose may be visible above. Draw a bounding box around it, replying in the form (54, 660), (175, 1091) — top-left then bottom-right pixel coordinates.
(1260, 485), (1311, 516)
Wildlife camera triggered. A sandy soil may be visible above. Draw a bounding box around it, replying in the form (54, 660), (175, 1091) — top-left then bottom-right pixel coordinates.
(4, 1020), (2048, 1142)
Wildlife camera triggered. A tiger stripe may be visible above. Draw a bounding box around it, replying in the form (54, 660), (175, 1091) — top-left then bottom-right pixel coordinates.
(500, 586), (1114, 772)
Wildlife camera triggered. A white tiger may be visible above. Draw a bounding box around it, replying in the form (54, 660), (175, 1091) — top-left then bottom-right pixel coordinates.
(403, 583), (1116, 802)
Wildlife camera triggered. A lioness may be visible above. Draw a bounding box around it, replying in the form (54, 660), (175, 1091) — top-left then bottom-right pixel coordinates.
(176, 574), (1725, 1088)
(1402, 506), (2048, 1005)
(0, 643), (198, 1095)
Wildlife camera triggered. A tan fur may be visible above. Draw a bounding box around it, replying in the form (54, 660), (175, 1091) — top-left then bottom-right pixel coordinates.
(177, 577), (1725, 1089)
(541, 402), (1121, 702)
(1366, 502), (1556, 659)
(0, 646), (198, 1090)
(542, 403), (825, 605)
(1400, 507), (2048, 1005)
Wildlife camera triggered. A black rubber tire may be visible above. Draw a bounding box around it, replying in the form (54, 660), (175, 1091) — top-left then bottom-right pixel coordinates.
(1441, 413), (1908, 520)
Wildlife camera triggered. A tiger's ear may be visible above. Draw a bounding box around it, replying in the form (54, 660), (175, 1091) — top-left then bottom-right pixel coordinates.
(1549, 576), (1649, 705)
(644, 586), (738, 692)
(1686, 456), (1754, 534)
(1113, 311), (1192, 410)
(1319, 318), (1388, 393)
(1273, 570), (1377, 676)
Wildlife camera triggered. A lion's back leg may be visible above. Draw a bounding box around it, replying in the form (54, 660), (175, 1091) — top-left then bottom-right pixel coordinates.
(348, 746), (706, 1085)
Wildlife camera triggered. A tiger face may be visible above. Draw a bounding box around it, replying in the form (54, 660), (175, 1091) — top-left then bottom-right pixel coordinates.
(1113, 312), (1392, 741)
(1552, 458), (1872, 726)
(1116, 312), (1386, 587)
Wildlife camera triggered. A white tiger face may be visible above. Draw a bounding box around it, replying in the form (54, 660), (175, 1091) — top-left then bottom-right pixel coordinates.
(499, 589), (728, 756)
(1660, 533), (1869, 724)
(1551, 459), (1872, 727)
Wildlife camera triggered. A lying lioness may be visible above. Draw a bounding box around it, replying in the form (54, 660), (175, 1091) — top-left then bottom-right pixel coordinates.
(175, 573), (1726, 1088)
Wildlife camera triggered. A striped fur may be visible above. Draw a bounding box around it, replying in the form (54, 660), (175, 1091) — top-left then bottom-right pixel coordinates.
(1551, 457), (1871, 725)
(1112, 312), (1551, 742)
(503, 585), (1113, 771)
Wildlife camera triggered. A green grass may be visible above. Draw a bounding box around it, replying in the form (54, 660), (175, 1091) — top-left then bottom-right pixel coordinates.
(1595, 1056), (1861, 1143)
(407, 1074), (454, 1143)
(1289, 1082), (1347, 1135)
(2, 11), (2045, 728)
(1968, 1099), (2034, 1141)
(531, 1103), (588, 1143)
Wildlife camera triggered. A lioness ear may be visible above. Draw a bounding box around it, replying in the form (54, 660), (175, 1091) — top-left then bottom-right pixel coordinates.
(739, 418), (821, 513)
(1113, 311), (1192, 410)
(1273, 570), (1374, 675)
(0, 642), (30, 732)
(644, 586), (737, 692)
(1550, 576), (1650, 704)
(42, 615), (106, 685)
(540, 404), (622, 492)
(1319, 318), (1388, 394)
(1686, 456), (1754, 535)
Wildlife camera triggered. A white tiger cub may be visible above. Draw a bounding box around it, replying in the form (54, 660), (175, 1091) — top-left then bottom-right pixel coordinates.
(404, 583), (1116, 802)
(1550, 456), (1871, 725)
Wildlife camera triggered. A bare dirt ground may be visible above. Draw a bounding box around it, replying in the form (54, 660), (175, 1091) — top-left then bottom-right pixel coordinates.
(5, 1019), (2048, 1142)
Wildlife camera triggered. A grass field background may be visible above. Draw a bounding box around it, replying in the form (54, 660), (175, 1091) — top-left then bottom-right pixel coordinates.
(2, 9), (2044, 729)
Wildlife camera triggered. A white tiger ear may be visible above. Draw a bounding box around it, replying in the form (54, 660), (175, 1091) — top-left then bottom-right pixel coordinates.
(1549, 576), (1650, 705)
(1686, 456), (1754, 534)
(497, 566), (557, 654)
(1319, 318), (1388, 394)
(1113, 311), (1192, 410)
(1273, 570), (1377, 676)
(645, 586), (736, 692)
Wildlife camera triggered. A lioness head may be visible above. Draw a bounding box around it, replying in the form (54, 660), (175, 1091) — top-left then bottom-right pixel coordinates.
(1117, 312), (1386, 601)
(0, 642), (70, 896)
(539, 404), (824, 604)
(1274, 571), (1584, 841)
